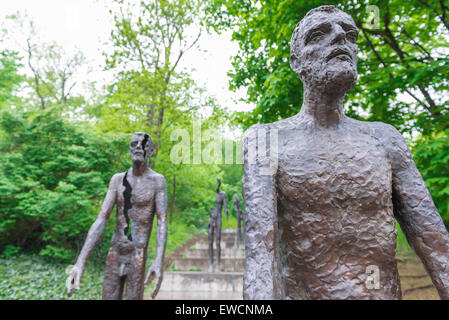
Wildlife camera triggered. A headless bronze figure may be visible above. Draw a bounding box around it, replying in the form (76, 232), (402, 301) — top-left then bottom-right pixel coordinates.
(208, 178), (229, 272)
(66, 133), (167, 300)
(243, 6), (449, 299)
(233, 194), (244, 247)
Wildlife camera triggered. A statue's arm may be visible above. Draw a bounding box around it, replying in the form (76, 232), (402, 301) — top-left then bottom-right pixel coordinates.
(66, 173), (119, 295)
(75, 173), (119, 269)
(144, 175), (168, 298)
(153, 175), (168, 267)
(387, 125), (449, 299)
(242, 125), (281, 299)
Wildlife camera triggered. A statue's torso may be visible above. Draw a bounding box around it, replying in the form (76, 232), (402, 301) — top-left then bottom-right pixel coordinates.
(112, 171), (157, 251)
(275, 117), (400, 299)
(215, 191), (226, 212)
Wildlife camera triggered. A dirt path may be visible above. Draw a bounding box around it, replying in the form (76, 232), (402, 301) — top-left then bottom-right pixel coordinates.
(397, 254), (439, 300)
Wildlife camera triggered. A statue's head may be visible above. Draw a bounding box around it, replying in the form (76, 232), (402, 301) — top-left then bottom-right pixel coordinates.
(217, 178), (221, 192)
(290, 5), (358, 94)
(129, 132), (155, 164)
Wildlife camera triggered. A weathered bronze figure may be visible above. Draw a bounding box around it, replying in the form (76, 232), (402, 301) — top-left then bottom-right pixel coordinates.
(233, 194), (244, 247)
(208, 178), (229, 272)
(66, 132), (167, 300)
(242, 5), (449, 299)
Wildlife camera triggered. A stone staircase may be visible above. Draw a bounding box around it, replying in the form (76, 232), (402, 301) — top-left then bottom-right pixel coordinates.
(153, 228), (245, 300)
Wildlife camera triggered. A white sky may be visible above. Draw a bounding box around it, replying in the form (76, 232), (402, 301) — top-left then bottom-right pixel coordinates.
(0, 0), (253, 112)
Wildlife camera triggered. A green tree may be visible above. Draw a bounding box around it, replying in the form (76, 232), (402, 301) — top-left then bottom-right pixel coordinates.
(2, 12), (87, 112)
(0, 49), (22, 106)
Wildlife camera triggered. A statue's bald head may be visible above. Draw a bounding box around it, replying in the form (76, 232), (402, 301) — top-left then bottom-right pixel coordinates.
(129, 132), (155, 163)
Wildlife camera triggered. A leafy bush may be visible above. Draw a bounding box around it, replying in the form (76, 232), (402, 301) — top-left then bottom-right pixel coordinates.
(0, 109), (128, 261)
(0, 253), (103, 299)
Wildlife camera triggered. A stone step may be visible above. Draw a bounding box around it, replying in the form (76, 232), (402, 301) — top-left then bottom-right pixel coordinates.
(172, 257), (245, 272)
(195, 241), (236, 249)
(153, 291), (243, 300)
(186, 248), (245, 259)
(159, 271), (243, 292)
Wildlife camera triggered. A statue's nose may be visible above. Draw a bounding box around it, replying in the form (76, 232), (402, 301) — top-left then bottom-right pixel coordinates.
(331, 24), (346, 45)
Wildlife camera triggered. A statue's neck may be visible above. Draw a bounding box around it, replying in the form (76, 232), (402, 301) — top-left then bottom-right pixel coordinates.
(132, 160), (148, 176)
(299, 86), (346, 127)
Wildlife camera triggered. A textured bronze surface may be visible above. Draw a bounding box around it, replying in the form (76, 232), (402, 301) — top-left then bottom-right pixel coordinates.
(208, 178), (229, 272)
(66, 132), (168, 300)
(242, 5), (449, 300)
(234, 194), (244, 247)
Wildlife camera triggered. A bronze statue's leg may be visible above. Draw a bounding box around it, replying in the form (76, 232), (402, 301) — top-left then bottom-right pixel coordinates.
(215, 218), (222, 272)
(124, 248), (147, 300)
(208, 223), (214, 272)
(102, 249), (125, 300)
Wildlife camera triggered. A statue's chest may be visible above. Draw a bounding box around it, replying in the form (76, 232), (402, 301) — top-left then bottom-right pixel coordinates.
(117, 181), (155, 208)
(277, 131), (392, 211)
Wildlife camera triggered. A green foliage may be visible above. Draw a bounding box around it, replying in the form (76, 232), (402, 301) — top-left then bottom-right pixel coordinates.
(0, 49), (22, 106)
(0, 108), (128, 261)
(413, 130), (449, 223)
(0, 253), (103, 299)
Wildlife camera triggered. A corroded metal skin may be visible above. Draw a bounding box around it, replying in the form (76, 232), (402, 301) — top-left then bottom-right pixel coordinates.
(208, 178), (229, 272)
(66, 132), (168, 300)
(233, 194), (244, 247)
(242, 6), (449, 300)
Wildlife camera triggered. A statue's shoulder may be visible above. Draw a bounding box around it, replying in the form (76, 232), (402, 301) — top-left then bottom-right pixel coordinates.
(146, 170), (167, 189)
(346, 117), (410, 161)
(345, 117), (403, 141)
(110, 172), (126, 185)
(243, 115), (298, 140)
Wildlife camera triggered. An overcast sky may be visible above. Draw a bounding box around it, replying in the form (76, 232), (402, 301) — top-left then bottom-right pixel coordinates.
(0, 0), (253, 112)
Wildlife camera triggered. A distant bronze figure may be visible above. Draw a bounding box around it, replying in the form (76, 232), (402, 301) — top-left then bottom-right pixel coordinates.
(233, 194), (244, 247)
(208, 178), (229, 272)
(243, 5), (449, 300)
(66, 132), (167, 300)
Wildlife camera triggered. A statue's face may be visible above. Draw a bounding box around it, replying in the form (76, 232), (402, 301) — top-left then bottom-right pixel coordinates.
(129, 133), (153, 163)
(290, 10), (359, 93)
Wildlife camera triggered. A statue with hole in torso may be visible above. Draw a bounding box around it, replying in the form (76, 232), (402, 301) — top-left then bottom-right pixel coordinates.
(208, 178), (229, 272)
(66, 132), (167, 300)
(243, 5), (449, 300)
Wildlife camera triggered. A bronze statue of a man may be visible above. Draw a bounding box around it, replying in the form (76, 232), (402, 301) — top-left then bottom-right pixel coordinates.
(208, 178), (229, 272)
(243, 5), (449, 300)
(66, 132), (167, 300)
(233, 194), (244, 247)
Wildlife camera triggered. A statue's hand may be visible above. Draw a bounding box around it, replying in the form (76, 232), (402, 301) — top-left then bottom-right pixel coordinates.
(144, 263), (163, 299)
(66, 264), (83, 297)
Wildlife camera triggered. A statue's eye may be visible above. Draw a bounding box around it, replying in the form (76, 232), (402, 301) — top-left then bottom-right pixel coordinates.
(306, 31), (324, 45)
(346, 30), (358, 43)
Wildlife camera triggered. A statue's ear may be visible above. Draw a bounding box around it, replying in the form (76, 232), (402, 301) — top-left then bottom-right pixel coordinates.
(290, 53), (301, 74)
(147, 147), (154, 158)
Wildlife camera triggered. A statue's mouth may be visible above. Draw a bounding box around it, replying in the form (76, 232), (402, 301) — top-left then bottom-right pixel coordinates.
(326, 48), (352, 62)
